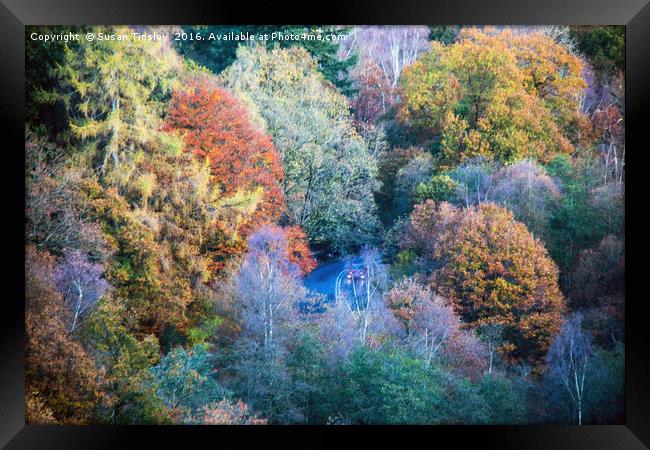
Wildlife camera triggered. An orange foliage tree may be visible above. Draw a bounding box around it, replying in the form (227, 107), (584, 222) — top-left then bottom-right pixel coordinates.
(284, 225), (317, 275)
(401, 200), (565, 367)
(162, 75), (286, 229)
(398, 28), (589, 168)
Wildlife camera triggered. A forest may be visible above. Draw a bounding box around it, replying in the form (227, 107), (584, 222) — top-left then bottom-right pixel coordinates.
(25, 25), (625, 425)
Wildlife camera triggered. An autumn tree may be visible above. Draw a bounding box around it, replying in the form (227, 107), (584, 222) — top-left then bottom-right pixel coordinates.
(200, 399), (267, 425)
(401, 200), (565, 366)
(341, 26), (431, 123)
(54, 26), (181, 176)
(284, 225), (317, 275)
(384, 277), (485, 376)
(397, 28), (587, 168)
(26, 245), (103, 424)
(230, 225), (305, 421)
(162, 75), (287, 229)
(491, 159), (562, 241)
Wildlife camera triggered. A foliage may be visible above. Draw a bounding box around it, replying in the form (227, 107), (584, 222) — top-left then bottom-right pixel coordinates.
(393, 153), (435, 217)
(376, 147), (425, 222)
(569, 26), (624, 81)
(546, 313), (592, 424)
(24, 25), (625, 426)
(569, 235), (624, 346)
(397, 28), (588, 168)
(25, 245), (103, 424)
(151, 344), (228, 422)
(402, 201), (565, 366)
(414, 174), (458, 205)
(54, 249), (109, 332)
(342, 26), (431, 123)
(545, 155), (624, 283)
(491, 159), (562, 242)
(221, 45), (380, 252)
(200, 399), (267, 425)
(384, 277), (486, 377)
(162, 74), (287, 229)
(80, 300), (170, 424)
(54, 26), (180, 175)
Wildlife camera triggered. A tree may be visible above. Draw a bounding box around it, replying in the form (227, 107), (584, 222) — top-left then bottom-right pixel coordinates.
(54, 249), (109, 332)
(284, 225), (317, 275)
(385, 277), (485, 376)
(569, 26), (624, 82)
(200, 399), (267, 425)
(546, 313), (592, 425)
(449, 157), (496, 208)
(477, 373), (529, 423)
(80, 300), (170, 424)
(338, 247), (397, 347)
(231, 225), (306, 421)
(162, 75), (287, 228)
(342, 26), (431, 123)
(491, 159), (561, 241)
(414, 174), (457, 205)
(477, 323), (505, 375)
(54, 25), (179, 176)
(402, 201), (565, 366)
(330, 347), (488, 424)
(376, 147), (425, 223)
(397, 28), (587, 168)
(570, 235), (624, 346)
(221, 45), (380, 252)
(25, 245), (103, 424)
(237, 225), (304, 350)
(393, 153), (434, 217)
(545, 155), (622, 285)
(428, 26), (461, 45)
(151, 344), (228, 422)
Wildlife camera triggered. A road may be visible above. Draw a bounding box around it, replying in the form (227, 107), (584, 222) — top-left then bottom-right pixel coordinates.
(304, 259), (346, 300)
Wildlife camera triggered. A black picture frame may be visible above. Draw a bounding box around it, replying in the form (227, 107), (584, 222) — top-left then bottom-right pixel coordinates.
(2, 0), (648, 448)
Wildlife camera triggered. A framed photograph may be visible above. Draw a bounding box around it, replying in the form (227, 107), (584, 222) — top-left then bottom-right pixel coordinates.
(2, 0), (648, 447)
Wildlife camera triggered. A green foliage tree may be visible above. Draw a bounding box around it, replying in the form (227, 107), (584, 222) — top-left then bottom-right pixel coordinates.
(80, 301), (170, 424)
(151, 344), (229, 422)
(222, 45), (380, 252)
(54, 25), (179, 176)
(569, 26), (625, 81)
(414, 174), (458, 204)
(331, 348), (490, 424)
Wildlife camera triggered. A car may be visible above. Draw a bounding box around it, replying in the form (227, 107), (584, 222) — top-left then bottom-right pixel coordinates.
(346, 264), (366, 281)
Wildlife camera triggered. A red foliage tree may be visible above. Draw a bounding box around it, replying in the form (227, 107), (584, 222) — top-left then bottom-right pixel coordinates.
(284, 225), (317, 275)
(162, 76), (286, 229)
